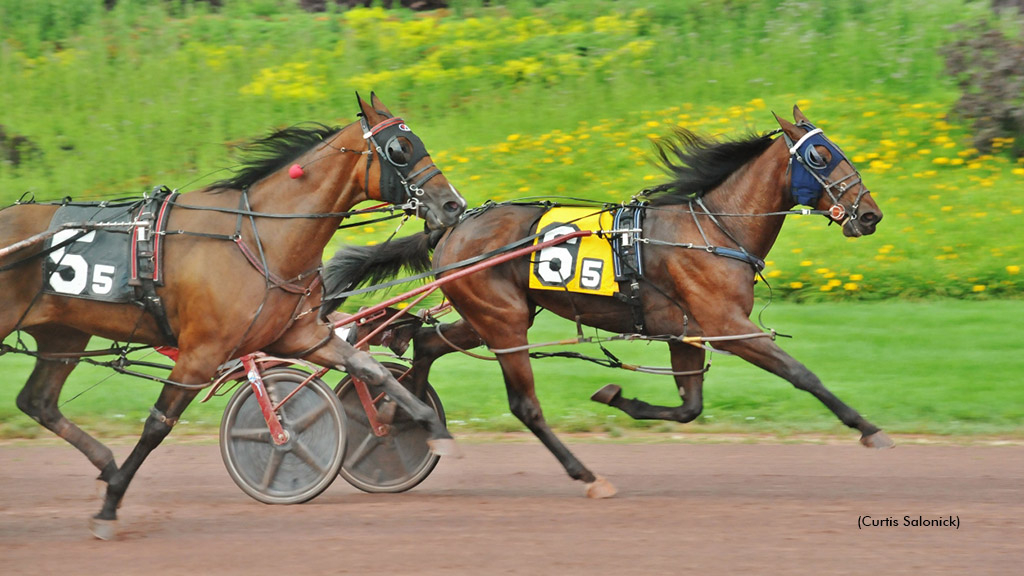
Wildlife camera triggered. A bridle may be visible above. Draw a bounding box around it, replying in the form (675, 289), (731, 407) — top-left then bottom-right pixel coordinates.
(781, 121), (870, 225)
(359, 115), (445, 215)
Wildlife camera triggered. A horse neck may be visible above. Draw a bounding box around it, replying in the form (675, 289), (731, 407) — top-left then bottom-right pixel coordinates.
(245, 138), (367, 276)
(696, 137), (793, 259)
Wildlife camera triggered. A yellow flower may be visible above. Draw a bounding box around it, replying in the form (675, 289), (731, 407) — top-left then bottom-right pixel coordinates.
(972, 285), (986, 292)
(1007, 265), (1021, 275)
(843, 283), (859, 291)
(849, 274), (864, 281)
(789, 282), (804, 289)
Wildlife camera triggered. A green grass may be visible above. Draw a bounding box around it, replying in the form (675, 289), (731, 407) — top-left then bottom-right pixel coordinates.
(3, 300), (1022, 439)
(1, 1), (1022, 440)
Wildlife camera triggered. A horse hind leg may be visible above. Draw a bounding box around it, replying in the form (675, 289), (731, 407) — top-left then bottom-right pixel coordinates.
(15, 327), (119, 484)
(591, 342), (706, 425)
(495, 348), (616, 498)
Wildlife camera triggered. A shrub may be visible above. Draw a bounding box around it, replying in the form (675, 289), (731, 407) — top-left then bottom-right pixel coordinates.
(941, 17), (1024, 157)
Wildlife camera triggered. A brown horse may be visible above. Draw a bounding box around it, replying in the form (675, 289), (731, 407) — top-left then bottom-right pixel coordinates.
(0, 93), (465, 537)
(323, 106), (893, 498)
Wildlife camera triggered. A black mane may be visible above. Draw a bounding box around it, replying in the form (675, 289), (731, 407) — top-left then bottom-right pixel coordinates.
(646, 128), (776, 206)
(207, 123), (342, 191)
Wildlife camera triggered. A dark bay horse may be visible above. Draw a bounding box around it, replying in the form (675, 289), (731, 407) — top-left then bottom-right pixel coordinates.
(323, 106), (892, 498)
(0, 93), (465, 537)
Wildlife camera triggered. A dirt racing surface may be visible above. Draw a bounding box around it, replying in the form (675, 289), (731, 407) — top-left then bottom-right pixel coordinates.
(1, 436), (1021, 575)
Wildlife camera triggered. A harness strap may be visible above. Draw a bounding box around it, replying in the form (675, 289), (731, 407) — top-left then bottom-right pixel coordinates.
(611, 204), (646, 334)
(234, 237), (315, 295)
(131, 188), (179, 346)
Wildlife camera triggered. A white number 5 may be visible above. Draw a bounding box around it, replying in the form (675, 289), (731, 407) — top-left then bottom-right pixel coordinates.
(48, 229), (117, 296)
(48, 229), (93, 295)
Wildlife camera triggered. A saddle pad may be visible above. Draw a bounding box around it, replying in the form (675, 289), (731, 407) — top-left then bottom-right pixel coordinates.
(528, 207), (617, 297)
(42, 203), (137, 302)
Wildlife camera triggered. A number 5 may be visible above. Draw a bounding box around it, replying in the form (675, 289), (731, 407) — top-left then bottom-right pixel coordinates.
(48, 229), (93, 295)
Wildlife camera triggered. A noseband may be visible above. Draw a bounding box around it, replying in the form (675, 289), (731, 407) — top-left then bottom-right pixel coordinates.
(782, 122), (869, 223)
(360, 115), (443, 211)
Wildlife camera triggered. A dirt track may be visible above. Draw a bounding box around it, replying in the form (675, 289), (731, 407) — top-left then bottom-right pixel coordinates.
(1, 437), (1021, 575)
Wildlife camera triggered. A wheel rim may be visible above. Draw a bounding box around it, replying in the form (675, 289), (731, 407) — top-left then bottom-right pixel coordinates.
(220, 367), (346, 504)
(336, 362), (443, 493)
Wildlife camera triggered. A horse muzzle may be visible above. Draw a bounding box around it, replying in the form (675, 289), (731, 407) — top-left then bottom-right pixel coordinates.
(841, 209), (881, 237)
(419, 184), (466, 230)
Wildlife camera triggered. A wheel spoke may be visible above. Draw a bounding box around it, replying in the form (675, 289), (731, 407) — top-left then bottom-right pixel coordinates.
(290, 440), (330, 475)
(259, 449), (285, 491)
(229, 427), (273, 442)
(391, 433), (413, 472)
(287, 400), (332, 435)
(346, 433), (382, 469)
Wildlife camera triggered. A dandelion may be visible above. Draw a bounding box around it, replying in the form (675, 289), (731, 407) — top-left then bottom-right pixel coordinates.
(972, 285), (986, 292)
(1008, 265), (1021, 275)
(789, 282), (804, 289)
(849, 274), (864, 281)
(843, 283), (859, 291)
(800, 260), (813, 267)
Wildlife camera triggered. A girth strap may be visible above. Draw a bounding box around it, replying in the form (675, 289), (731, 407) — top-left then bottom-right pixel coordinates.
(611, 203), (646, 334)
(130, 188), (178, 346)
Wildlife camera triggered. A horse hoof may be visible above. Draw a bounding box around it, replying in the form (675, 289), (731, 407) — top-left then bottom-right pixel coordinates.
(89, 517), (117, 541)
(590, 384), (622, 406)
(861, 430), (895, 449)
(427, 438), (463, 459)
(585, 475), (617, 499)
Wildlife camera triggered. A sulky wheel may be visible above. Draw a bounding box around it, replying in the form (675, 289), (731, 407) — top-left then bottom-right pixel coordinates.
(220, 367), (346, 504)
(335, 361), (444, 493)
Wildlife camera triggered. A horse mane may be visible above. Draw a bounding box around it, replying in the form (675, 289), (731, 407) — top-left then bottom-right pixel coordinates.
(646, 128), (776, 206)
(206, 123), (343, 191)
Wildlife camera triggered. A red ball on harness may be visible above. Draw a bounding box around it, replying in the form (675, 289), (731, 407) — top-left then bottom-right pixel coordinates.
(289, 164), (305, 179)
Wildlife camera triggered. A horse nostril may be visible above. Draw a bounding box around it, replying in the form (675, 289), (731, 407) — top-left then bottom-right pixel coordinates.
(443, 201), (461, 214)
(860, 212), (880, 227)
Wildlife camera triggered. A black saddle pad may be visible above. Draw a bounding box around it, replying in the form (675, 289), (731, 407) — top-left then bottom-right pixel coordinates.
(42, 202), (139, 302)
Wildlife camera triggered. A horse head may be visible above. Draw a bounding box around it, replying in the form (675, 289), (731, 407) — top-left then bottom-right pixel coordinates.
(356, 93), (466, 230)
(774, 106), (882, 237)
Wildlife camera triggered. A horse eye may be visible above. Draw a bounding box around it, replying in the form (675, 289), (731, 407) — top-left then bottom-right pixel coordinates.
(805, 146), (828, 169)
(385, 137), (412, 166)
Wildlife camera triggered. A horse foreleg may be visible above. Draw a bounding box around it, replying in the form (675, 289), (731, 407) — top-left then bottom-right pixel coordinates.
(306, 335), (460, 456)
(717, 333), (894, 449)
(91, 376), (199, 540)
(16, 328), (118, 483)
(496, 350), (616, 498)
(591, 342), (705, 424)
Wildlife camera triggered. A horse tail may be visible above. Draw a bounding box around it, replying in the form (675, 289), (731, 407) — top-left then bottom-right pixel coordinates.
(320, 229), (442, 318)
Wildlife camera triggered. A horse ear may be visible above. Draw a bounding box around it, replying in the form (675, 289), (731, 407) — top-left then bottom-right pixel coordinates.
(357, 92), (383, 126)
(370, 91), (394, 118)
(774, 110), (800, 140)
(792, 105), (810, 124)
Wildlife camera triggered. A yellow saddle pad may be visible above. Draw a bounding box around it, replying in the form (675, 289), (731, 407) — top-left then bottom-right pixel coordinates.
(528, 207), (617, 296)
